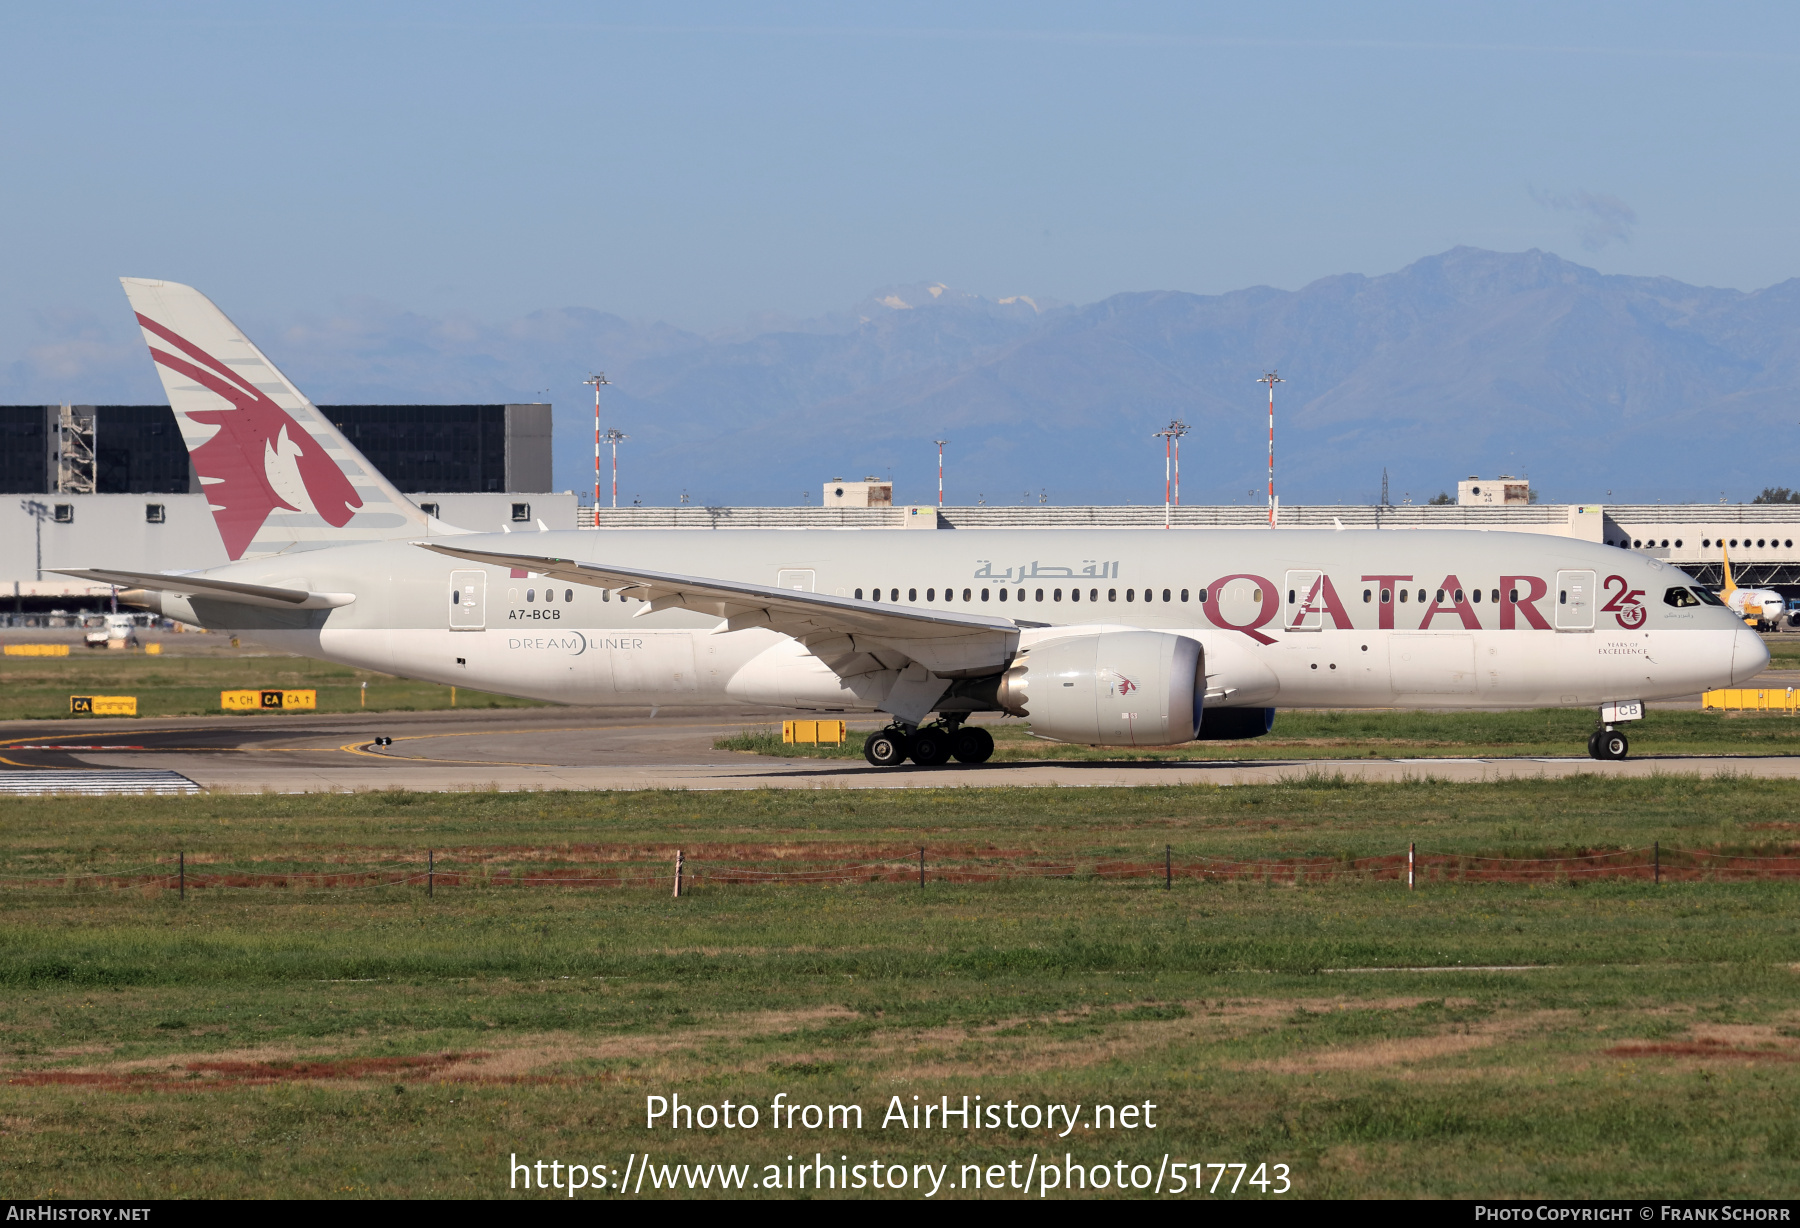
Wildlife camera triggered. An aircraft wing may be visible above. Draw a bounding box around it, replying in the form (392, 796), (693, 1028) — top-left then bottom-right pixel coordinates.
(416, 544), (1021, 677)
(51, 568), (356, 610)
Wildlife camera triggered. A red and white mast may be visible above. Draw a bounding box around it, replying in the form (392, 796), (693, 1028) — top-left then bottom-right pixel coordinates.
(584, 373), (610, 507)
(1152, 420), (1188, 529)
(1258, 371), (1283, 527)
(933, 439), (948, 507)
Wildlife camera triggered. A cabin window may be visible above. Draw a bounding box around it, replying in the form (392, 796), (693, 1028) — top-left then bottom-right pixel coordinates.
(1036, 588), (1044, 602)
(602, 589), (610, 602)
(1731, 539), (1739, 547)
(1675, 540), (1683, 548)
(963, 588), (972, 601)
(1399, 589), (1409, 603)
(1417, 589), (1427, 603)
(565, 589), (573, 602)
(1160, 588), (1169, 602)
(1759, 539), (1767, 548)
(1633, 540), (1641, 548)
(908, 588), (917, 602)
(1108, 589), (1117, 602)
(890, 588), (899, 602)
(1509, 588), (1518, 603)
(1198, 589), (1209, 603)
(1288, 589), (1296, 604)
(1069, 589), (1079, 602)
(1453, 589), (1463, 602)
(1125, 589), (1135, 602)
(1559, 590), (1568, 604)
(854, 588), (863, 600)
(1435, 590), (1445, 603)
(1380, 588), (1390, 603)
(545, 588), (555, 603)
(526, 589), (535, 602)
(1471, 589), (1481, 603)
(999, 588), (1009, 602)
(1661, 539), (1669, 548)
(1704, 538), (1711, 547)
(1491, 589), (1499, 603)
(1180, 588), (1189, 602)
(980, 588), (990, 601)
(1053, 588), (1063, 601)
(1363, 588), (1371, 603)
(926, 588), (935, 601)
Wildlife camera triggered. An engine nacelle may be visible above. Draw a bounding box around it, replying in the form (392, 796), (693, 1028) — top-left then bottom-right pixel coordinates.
(995, 631), (1203, 746)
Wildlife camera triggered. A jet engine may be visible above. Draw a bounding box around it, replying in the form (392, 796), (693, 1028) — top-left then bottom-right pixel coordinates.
(994, 631), (1203, 747)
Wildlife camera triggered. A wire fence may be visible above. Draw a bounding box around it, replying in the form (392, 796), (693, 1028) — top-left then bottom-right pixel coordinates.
(3, 842), (1800, 893)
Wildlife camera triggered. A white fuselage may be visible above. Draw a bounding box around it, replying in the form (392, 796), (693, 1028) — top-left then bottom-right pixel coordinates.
(145, 528), (1767, 718)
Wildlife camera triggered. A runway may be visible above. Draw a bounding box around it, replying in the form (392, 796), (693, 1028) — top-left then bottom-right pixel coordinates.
(6, 704), (1800, 792)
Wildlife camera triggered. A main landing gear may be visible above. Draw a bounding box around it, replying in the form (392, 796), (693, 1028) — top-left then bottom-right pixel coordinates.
(862, 720), (995, 767)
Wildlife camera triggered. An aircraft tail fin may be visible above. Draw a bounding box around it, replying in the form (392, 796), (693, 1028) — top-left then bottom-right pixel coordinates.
(120, 277), (434, 560)
(1721, 545), (1739, 599)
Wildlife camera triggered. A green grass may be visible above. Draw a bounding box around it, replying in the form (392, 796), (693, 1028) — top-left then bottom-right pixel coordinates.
(0, 652), (544, 720)
(720, 707), (1800, 762)
(4, 779), (1800, 1197)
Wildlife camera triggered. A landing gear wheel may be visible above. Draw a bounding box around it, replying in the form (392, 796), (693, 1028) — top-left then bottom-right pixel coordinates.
(1587, 730), (1604, 761)
(863, 728), (911, 767)
(1600, 729), (1629, 761)
(908, 726), (952, 766)
(951, 725), (995, 764)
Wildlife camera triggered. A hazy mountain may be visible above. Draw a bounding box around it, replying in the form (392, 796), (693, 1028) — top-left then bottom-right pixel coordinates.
(7, 249), (1799, 506)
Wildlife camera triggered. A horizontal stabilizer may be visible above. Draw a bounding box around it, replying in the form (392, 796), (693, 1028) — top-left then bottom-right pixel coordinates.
(52, 568), (356, 610)
(416, 544), (1020, 678)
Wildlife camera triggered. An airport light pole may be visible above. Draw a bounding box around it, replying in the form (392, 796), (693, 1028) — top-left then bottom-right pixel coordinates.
(1258, 371), (1284, 527)
(603, 428), (627, 509)
(584, 373), (610, 507)
(933, 439), (949, 506)
(1152, 421), (1189, 529)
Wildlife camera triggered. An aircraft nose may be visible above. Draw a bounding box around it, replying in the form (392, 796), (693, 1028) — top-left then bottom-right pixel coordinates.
(1731, 624), (1771, 684)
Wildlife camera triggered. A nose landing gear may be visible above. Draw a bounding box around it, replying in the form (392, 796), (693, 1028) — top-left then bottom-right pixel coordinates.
(1587, 727), (1630, 761)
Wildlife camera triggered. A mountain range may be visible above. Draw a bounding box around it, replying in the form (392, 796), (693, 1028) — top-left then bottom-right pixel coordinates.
(7, 247), (1799, 506)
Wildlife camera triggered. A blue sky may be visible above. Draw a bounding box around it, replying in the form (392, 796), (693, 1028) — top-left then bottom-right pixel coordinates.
(5, 1), (1800, 446)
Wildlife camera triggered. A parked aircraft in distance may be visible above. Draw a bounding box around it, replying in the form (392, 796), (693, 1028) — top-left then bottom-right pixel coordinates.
(1717, 547), (1786, 631)
(58, 280), (1768, 766)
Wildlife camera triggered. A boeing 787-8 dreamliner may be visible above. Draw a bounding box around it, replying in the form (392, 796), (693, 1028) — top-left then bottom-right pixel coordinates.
(56, 279), (1767, 766)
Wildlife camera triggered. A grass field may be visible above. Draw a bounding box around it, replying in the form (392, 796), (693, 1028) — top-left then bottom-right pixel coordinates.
(719, 706), (1800, 762)
(0, 651), (542, 721)
(4, 777), (1800, 1199)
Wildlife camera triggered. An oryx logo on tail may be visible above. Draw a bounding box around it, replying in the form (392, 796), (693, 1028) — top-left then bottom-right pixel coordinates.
(136, 313), (362, 558)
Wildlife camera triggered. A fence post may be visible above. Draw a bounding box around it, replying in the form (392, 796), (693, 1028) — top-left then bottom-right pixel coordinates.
(673, 849), (684, 898)
(1654, 841), (1660, 886)
(1165, 844), (1172, 890)
(919, 847), (925, 890)
(179, 850), (184, 901)
(1407, 842), (1415, 891)
(428, 848), (434, 898)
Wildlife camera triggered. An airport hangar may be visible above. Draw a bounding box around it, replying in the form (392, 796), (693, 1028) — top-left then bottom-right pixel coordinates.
(1, 406), (1797, 619)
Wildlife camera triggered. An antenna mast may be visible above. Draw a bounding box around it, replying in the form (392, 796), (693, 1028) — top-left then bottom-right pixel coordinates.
(933, 439), (949, 507)
(584, 373), (611, 507)
(1258, 371), (1284, 527)
(1152, 420), (1189, 529)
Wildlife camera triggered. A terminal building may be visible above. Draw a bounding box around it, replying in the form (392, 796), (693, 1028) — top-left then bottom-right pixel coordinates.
(4, 417), (1798, 619)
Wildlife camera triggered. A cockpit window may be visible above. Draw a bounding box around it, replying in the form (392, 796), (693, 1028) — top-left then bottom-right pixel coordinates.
(1664, 586), (1701, 608)
(1690, 586), (1727, 608)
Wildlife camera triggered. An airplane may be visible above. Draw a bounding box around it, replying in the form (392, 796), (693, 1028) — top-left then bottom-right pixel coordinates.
(1716, 546), (1785, 631)
(55, 279), (1768, 767)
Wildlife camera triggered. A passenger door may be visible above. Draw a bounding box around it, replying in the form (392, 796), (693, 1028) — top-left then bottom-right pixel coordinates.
(776, 569), (816, 593)
(1555, 570), (1596, 630)
(449, 570), (486, 630)
(1284, 570), (1323, 631)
